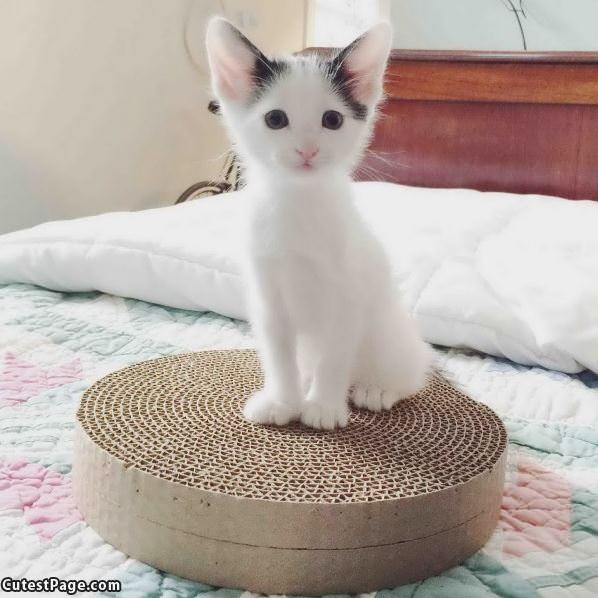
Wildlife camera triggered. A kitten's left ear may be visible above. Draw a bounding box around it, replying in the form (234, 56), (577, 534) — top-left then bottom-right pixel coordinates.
(205, 17), (265, 102)
(336, 22), (392, 104)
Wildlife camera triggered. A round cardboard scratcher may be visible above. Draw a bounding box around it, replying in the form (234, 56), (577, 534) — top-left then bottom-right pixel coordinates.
(73, 349), (507, 595)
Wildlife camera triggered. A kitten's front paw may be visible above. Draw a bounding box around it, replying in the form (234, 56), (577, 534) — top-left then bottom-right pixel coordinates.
(351, 385), (404, 411)
(301, 400), (349, 430)
(243, 390), (301, 426)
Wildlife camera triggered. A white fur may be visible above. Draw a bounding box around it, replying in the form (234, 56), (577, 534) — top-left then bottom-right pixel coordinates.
(206, 19), (432, 429)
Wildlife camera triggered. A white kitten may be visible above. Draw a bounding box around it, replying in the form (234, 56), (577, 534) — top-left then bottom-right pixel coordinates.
(206, 18), (431, 429)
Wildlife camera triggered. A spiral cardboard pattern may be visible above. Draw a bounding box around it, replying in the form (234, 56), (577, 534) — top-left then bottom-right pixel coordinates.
(73, 349), (507, 594)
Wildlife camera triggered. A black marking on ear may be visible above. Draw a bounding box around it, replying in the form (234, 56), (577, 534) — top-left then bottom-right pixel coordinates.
(253, 56), (289, 98)
(230, 26), (288, 101)
(325, 39), (368, 121)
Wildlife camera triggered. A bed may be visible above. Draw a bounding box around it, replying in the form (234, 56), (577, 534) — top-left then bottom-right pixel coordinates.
(1, 50), (598, 597)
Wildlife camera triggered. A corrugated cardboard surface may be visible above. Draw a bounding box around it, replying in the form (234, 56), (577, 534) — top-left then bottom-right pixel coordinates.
(73, 350), (507, 594)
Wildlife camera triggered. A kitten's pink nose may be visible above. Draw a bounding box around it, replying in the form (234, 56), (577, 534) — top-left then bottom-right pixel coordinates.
(295, 146), (319, 161)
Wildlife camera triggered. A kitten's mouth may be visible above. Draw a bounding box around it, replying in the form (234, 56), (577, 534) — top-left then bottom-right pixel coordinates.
(296, 161), (316, 172)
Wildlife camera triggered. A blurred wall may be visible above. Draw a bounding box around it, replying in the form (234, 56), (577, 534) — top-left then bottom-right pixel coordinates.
(0, 0), (306, 234)
(306, 0), (388, 47)
(391, 0), (598, 51)
(307, 1), (598, 52)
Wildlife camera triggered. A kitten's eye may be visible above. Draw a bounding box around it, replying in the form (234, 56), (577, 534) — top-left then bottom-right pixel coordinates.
(264, 109), (289, 130)
(322, 110), (343, 130)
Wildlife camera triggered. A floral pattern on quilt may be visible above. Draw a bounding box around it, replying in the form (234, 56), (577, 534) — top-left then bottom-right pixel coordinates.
(500, 456), (571, 558)
(1, 283), (597, 597)
(0, 458), (82, 540)
(0, 352), (82, 407)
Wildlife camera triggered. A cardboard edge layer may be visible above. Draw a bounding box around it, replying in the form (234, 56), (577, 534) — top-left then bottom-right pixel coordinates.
(73, 421), (507, 594)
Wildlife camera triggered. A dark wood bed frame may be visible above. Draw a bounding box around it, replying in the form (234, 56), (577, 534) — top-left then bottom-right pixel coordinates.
(361, 50), (598, 201)
(182, 50), (598, 204)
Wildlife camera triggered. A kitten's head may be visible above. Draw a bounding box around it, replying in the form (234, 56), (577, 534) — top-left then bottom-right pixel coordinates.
(205, 18), (391, 181)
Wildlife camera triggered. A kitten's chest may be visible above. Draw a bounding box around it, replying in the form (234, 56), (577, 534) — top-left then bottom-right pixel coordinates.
(248, 197), (349, 260)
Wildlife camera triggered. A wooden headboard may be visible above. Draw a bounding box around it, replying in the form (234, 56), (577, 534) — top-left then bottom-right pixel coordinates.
(356, 50), (598, 201)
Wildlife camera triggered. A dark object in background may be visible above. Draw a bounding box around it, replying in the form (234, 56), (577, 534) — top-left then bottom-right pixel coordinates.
(175, 100), (242, 204)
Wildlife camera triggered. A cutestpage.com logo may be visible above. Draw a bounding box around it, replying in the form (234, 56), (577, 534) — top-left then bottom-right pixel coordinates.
(1, 576), (122, 595)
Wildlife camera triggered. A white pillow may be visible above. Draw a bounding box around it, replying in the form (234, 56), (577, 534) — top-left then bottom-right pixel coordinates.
(0, 193), (246, 319)
(1, 182), (597, 375)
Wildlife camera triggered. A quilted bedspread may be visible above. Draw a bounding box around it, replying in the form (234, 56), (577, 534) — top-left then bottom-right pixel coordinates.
(1, 283), (597, 597)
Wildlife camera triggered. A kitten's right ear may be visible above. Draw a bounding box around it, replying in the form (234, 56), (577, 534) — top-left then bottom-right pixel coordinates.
(205, 17), (262, 103)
